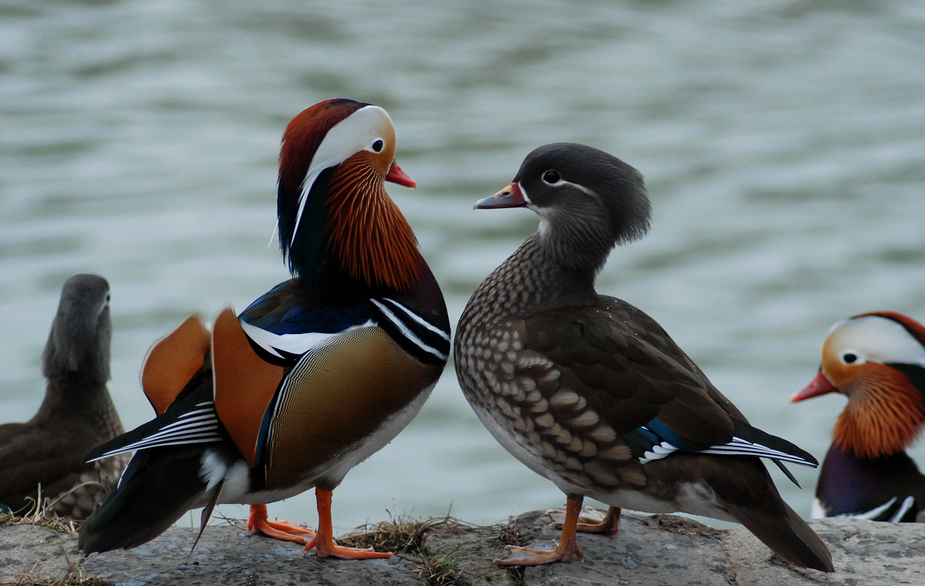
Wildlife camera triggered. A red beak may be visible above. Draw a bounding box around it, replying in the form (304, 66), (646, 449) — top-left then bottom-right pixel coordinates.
(791, 371), (839, 402)
(475, 182), (527, 209)
(385, 162), (416, 189)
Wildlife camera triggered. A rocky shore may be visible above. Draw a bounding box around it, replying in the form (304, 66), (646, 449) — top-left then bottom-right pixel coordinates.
(1, 509), (922, 585)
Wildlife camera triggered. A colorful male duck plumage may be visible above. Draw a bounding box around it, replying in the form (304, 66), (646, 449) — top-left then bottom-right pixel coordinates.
(0, 274), (125, 519)
(792, 311), (925, 522)
(454, 143), (833, 572)
(78, 99), (450, 558)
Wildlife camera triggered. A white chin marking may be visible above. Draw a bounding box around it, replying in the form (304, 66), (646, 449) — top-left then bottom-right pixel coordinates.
(520, 183), (532, 204)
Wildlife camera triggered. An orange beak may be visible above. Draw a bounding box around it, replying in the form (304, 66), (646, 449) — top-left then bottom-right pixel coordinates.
(791, 371), (839, 402)
(385, 161), (416, 189)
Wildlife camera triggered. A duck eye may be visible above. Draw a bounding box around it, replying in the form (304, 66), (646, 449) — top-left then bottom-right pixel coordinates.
(842, 352), (858, 364)
(371, 139), (384, 153)
(542, 170), (560, 184)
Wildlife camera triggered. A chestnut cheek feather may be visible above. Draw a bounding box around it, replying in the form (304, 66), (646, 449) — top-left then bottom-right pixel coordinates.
(834, 363), (925, 459)
(324, 157), (421, 292)
(818, 342), (864, 392)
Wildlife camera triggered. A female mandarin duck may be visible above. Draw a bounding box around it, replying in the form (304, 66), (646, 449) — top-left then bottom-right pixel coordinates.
(792, 312), (925, 522)
(0, 274), (125, 519)
(78, 99), (450, 558)
(454, 143), (833, 572)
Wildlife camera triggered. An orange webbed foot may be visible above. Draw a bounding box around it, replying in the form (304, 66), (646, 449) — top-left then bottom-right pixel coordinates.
(497, 541), (585, 566)
(247, 504), (316, 545)
(304, 536), (391, 560)
(497, 494), (587, 566)
(547, 505), (621, 536)
(302, 488), (391, 560)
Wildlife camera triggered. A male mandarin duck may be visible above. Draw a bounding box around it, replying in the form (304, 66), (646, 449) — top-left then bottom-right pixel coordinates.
(792, 312), (925, 522)
(454, 143), (833, 572)
(78, 99), (450, 558)
(0, 274), (126, 519)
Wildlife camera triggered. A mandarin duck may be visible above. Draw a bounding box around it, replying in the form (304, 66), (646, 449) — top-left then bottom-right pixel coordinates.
(792, 311), (925, 522)
(0, 274), (126, 519)
(78, 99), (450, 558)
(454, 143), (834, 572)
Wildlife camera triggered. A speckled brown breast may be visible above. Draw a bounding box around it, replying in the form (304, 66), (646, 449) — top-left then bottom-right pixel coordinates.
(456, 306), (655, 494)
(454, 234), (742, 497)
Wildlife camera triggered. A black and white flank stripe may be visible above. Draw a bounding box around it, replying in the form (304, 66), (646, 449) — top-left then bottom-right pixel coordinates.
(371, 297), (450, 365)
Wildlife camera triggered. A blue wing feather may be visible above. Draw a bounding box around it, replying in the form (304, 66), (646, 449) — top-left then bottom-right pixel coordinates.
(627, 417), (817, 473)
(240, 279), (372, 336)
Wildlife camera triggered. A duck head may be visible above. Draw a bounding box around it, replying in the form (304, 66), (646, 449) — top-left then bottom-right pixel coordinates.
(793, 312), (925, 459)
(277, 99), (420, 293)
(42, 274), (112, 385)
(476, 143), (650, 272)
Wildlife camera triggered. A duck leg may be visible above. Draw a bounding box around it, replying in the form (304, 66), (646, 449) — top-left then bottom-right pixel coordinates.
(247, 504), (315, 544)
(548, 505), (621, 536)
(498, 494), (586, 566)
(302, 488), (391, 559)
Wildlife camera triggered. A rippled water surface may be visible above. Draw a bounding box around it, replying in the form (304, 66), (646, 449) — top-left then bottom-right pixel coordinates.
(2, 0), (925, 532)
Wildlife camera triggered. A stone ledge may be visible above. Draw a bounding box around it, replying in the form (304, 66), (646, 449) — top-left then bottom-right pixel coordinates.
(1, 511), (922, 585)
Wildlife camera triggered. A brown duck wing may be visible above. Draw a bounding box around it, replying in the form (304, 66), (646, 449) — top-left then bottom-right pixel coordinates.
(0, 424), (87, 509)
(520, 298), (738, 449)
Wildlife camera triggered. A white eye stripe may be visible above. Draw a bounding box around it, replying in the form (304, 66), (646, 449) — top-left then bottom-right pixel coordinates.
(528, 178), (597, 199)
(559, 179), (598, 198)
(538, 174), (598, 198)
(829, 316), (925, 367)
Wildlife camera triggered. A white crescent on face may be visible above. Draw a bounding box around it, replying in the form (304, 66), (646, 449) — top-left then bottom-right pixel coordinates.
(825, 315), (925, 370)
(291, 105), (395, 246)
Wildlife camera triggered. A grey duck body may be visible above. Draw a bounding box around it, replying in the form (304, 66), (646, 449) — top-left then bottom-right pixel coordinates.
(0, 274), (126, 519)
(454, 143), (833, 571)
